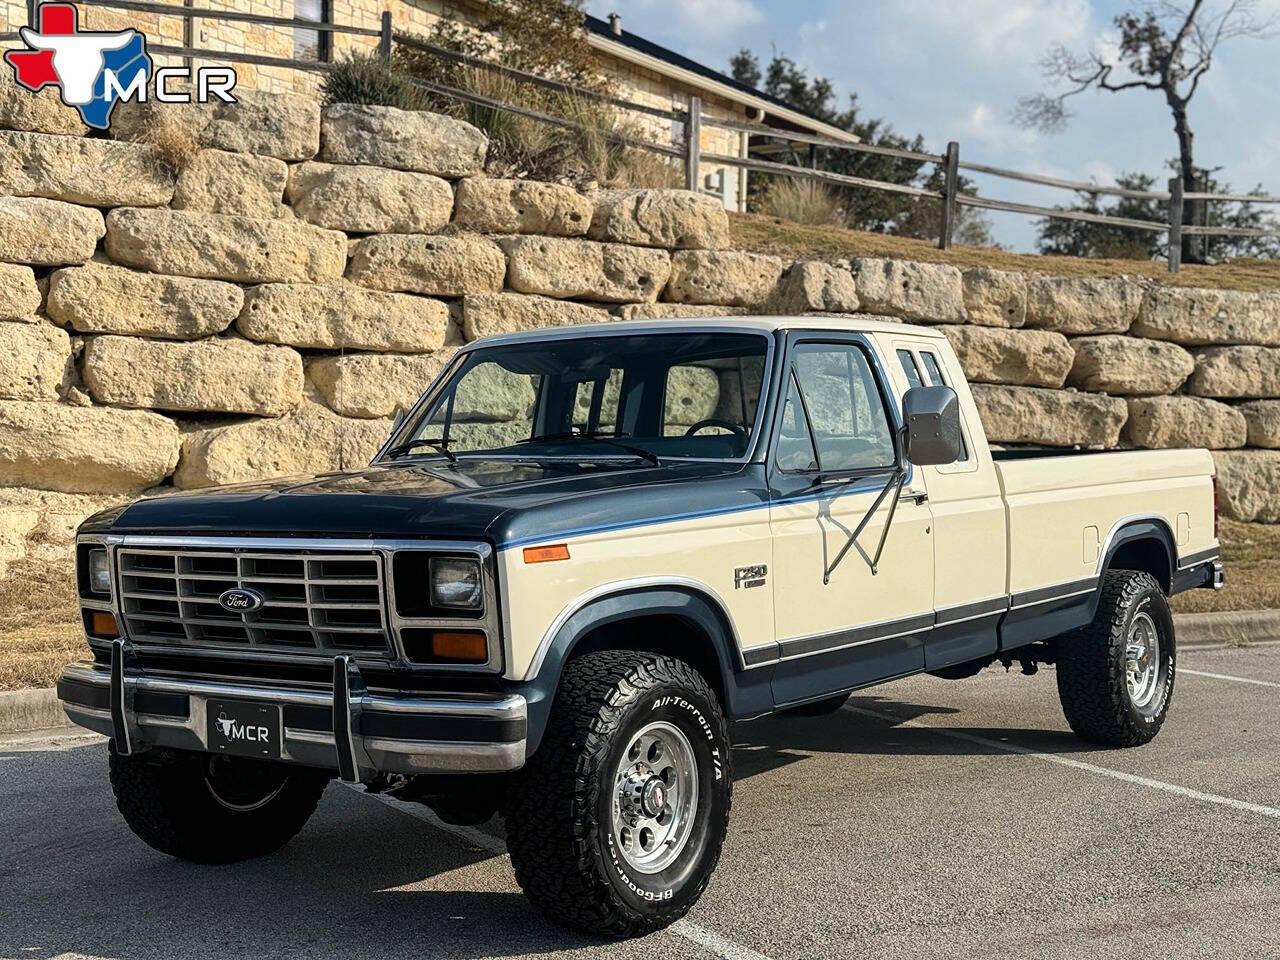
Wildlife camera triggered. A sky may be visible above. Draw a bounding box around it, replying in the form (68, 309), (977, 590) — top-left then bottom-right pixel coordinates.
(584, 0), (1280, 251)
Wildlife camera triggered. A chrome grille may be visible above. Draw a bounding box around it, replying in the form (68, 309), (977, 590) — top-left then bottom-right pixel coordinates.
(116, 547), (393, 657)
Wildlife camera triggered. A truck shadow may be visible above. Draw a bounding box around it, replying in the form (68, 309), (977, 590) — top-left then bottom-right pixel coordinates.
(729, 693), (1101, 781)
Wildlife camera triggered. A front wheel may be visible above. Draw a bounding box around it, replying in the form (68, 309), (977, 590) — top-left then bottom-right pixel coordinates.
(1056, 570), (1175, 747)
(109, 746), (329, 863)
(504, 651), (732, 938)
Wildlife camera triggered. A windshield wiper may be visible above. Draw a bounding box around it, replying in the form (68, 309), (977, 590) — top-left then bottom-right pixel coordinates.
(382, 438), (457, 463)
(515, 431), (660, 466)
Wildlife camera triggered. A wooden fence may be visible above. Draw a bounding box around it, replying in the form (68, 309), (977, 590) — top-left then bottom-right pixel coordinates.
(4, 0), (1277, 272)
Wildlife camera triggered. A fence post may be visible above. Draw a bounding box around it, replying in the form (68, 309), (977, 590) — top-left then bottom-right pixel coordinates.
(378, 11), (392, 63)
(1192, 172), (1208, 263)
(938, 140), (960, 250)
(1167, 177), (1184, 274)
(684, 95), (701, 193)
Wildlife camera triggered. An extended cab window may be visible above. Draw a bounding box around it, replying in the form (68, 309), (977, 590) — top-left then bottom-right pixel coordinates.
(918, 349), (970, 462)
(897, 349), (925, 390)
(780, 343), (895, 473)
(393, 332), (768, 461)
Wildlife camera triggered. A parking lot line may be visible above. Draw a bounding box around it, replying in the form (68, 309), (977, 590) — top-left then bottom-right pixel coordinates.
(1180, 667), (1280, 689)
(845, 705), (1280, 822)
(670, 919), (776, 960)
(351, 785), (777, 960)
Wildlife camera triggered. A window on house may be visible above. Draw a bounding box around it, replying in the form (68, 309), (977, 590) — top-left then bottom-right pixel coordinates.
(293, 0), (331, 62)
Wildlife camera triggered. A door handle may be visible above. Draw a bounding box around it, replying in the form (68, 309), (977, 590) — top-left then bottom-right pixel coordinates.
(898, 489), (928, 505)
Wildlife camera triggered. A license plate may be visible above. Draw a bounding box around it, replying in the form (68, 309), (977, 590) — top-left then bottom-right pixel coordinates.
(206, 699), (281, 759)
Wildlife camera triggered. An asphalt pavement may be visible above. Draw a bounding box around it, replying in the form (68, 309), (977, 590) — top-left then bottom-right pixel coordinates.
(2, 641), (1277, 960)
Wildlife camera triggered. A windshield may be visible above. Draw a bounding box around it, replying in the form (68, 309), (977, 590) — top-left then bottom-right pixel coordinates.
(387, 332), (770, 462)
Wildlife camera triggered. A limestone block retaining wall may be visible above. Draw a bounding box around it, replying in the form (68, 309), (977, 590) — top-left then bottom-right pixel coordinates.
(0, 90), (1278, 609)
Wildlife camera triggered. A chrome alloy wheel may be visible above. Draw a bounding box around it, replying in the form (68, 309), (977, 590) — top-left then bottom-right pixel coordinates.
(1125, 611), (1162, 711)
(611, 721), (698, 874)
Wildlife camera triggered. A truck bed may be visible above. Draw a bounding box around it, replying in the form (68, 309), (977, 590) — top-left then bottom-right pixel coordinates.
(993, 447), (1218, 599)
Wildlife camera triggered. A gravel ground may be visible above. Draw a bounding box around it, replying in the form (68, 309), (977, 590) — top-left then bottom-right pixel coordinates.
(1, 642), (1277, 960)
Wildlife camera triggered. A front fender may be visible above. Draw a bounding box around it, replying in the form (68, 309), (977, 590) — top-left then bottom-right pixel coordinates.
(510, 586), (773, 757)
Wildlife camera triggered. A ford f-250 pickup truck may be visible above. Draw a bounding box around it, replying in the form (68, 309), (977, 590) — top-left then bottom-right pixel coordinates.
(58, 316), (1223, 937)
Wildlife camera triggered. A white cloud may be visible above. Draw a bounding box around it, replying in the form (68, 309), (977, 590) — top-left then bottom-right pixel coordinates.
(890, 0), (1096, 62)
(961, 102), (1039, 151)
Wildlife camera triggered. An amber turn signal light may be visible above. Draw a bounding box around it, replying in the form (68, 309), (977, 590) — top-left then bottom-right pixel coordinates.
(90, 611), (119, 639)
(430, 630), (487, 663)
(523, 544), (570, 564)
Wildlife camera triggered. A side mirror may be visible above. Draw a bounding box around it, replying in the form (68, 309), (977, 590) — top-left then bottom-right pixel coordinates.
(902, 385), (962, 466)
(391, 405), (409, 431)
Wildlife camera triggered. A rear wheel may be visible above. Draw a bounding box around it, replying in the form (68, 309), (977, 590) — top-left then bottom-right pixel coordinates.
(109, 745), (329, 863)
(504, 650), (731, 938)
(1056, 570), (1175, 747)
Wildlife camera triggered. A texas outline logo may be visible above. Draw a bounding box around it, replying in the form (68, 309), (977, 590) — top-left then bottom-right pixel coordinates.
(4, 2), (151, 130)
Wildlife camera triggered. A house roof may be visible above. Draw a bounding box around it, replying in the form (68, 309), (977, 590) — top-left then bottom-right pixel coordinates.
(582, 14), (859, 145)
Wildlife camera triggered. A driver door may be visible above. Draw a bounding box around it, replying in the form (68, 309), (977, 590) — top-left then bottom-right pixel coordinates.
(766, 335), (935, 706)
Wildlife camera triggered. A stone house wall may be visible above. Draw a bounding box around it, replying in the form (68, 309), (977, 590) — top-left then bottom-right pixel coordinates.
(0, 81), (1277, 605)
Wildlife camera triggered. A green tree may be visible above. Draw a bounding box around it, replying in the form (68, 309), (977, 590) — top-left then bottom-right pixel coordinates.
(1037, 168), (1278, 260)
(1038, 173), (1167, 260)
(730, 49), (993, 244)
(402, 0), (607, 92)
(896, 169), (996, 248)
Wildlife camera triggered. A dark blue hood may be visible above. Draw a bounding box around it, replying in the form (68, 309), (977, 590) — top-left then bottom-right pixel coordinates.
(86, 458), (770, 548)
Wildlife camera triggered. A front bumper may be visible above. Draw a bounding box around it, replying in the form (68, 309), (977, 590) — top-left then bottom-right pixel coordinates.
(57, 640), (527, 781)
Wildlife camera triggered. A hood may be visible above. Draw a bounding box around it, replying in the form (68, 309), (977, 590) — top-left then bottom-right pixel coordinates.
(91, 458), (764, 546)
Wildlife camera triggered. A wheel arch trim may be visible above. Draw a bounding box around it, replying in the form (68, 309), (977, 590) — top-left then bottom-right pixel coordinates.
(521, 576), (746, 682)
(515, 579), (770, 757)
(1095, 514), (1177, 594)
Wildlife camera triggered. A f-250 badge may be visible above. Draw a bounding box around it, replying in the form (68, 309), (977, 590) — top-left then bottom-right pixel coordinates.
(734, 564), (767, 589)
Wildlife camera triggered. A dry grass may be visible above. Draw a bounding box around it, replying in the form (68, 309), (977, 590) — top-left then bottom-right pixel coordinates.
(125, 110), (202, 177)
(0, 557), (81, 692)
(731, 213), (1280, 291)
(755, 180), (846, 227)
(0, 622), (82, 691)
(1171, 520), (1280, 614)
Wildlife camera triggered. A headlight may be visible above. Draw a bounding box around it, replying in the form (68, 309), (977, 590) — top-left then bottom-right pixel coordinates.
(87, 548), (111, 596)
(429, 557), (482, 610)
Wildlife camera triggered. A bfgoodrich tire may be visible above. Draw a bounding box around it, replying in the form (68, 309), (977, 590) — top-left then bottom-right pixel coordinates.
(504, 651), (732, 938)
(1056, 570), (1176, 747)
(109, 745), (329, 863)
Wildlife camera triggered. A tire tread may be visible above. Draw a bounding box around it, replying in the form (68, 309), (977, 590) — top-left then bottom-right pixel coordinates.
(504, 650), (730, 938)
(1056, 570), (1172, 747)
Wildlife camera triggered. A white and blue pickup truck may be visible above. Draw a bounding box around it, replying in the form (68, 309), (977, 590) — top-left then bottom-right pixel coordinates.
(59, 316), (1222, 937)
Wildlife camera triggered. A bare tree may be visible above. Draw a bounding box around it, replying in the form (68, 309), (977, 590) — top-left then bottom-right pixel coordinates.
(1015, 1), (1275, 260)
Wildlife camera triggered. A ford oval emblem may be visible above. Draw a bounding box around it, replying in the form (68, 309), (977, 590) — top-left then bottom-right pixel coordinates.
(218, 588), (264, 613)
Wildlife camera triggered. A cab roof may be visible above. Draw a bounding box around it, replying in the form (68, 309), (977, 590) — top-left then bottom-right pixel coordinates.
(468, 315), (948, 349)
